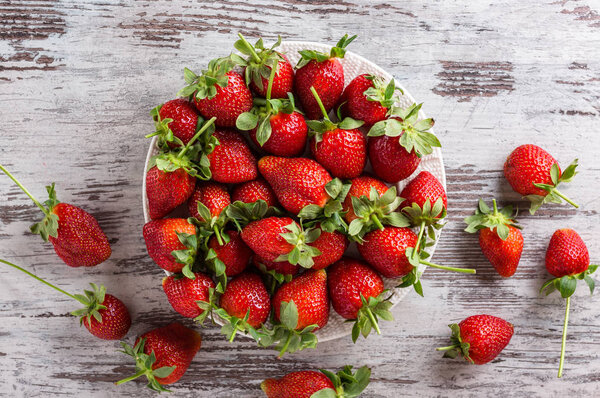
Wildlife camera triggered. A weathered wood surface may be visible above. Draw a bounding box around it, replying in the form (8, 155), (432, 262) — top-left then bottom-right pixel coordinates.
(1, 0), (599, 397)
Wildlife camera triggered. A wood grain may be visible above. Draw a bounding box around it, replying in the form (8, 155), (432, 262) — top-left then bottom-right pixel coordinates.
(1, 0), (599, 397)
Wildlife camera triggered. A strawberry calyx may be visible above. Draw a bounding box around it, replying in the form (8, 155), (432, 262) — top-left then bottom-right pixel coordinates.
(307, 86), (364, 141)
(275, 222), (322, 269)
(29, 183), (61, 242)
(225, 199), (282, 231)
(298, 178), (352, 234)
(214, 307), (262, 343)
(350, 292), (394, 344)
(178, 57), (235, 100)
(436, 323), (473, 363)
(363, 75), (403, 109)
(368, 103), (440, 158)
(528, 160), (579, 214)
(540, 264), (597, 299)
(464, 199), (520, 240)
(231, 34), (285, 92)
(116, 338), (176, 393)
(170, 223), (199, 280)
(402, 197), (447, 230)
(253, 261), (294, 294)
(70, 283), (109, 325)
(296, 34), (357, 68)
(314, 365), (372, 398)
(146, 104), (186, 149)
(194, 286), (220, 325)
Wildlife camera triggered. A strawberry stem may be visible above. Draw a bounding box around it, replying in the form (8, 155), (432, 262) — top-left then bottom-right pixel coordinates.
(309, 86), (330, 121)
(177, 116), (217, 159)
(237, 33), (261, 63)
(213, 225), (224, 246)
(558, 296), (570, 378)
(228, 327), (238, 343)
(278, 333), (293, 358)
(492, 199), (499, 215)
(412, 221), (427, 262)
(115, 369), (148, 385)
(0, 164), (48, 215)
(265, 59), (278, 108)
(364, 307), (381, 335)
(370, 214), (384, 231)
(436, 344), (459, 351)
(554, 190), (579, 209)
(420, 260), (476, 274)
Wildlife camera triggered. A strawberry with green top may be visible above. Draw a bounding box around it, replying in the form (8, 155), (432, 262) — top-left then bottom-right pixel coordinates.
(540, 228), (597, 377)
(464, 199), (523, 277)
(232, 178), (279, 207)
(0, 165), (111, 267)
(179, 57), (253, 127)
(504, 144), (578, 214)
(143, 218), (198, 276)
(207, 230), (252, 277)
(162, 272), (215, 322)
(294, 34), (357, 119)
(368, 103), (440, 183)
(342, 175), (389, 223)
(147, 99), (200, 149)
(207, 129), (258, 183)
(339, 74), (402, 126)
(1, 259), (130, 340)
(187, 181), (230, 221)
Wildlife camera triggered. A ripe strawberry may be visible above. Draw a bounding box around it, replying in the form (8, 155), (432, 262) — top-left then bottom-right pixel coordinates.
(261, 365), (371, 398)
(342, 175), (389, 223)
(309, 226), (348, 270)
(0, 166), (111, 267)
(179, 58), (252, 127)
(232, 178), (278, 207)
(208, 129), (257, 183)
(258, 156), (332, 214)
(1, 259), (130, 340)
(437, 315), (513, 365)
(143, 218), (197, 274)
(367, 103), (440, 183)
(232, 34), (294, 99)
(294, 34), (356, 119)
(400, 170), (447, 225)
(464, 199), (524, 277)
(162, 272), (215, 319)
(117, 322), (202, 391)
(148, 99), (200, 148)
(187, 181), (230, 220)
(504, 144), (578, 214)
(358, 227), (418, 278)
(339, 74), (401, 126)
(207, 230), (252, 277)
(541, 228), (597, 377)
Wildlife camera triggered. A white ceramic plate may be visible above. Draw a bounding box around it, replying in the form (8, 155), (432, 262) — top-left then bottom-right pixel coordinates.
(142, 41), (446, 342)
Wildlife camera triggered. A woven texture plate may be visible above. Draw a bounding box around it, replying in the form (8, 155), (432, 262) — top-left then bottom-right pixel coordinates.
(142, 41), (446, 343)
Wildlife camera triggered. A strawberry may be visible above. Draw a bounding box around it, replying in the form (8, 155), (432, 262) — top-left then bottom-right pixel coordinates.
(342, 175), (389, 223)
(328, 258), (392, 342)
(357, 227), (417, 279)
(232, 34), (294, 99)
(187, 181), (230, 220)
(504, 144), (578, 214)
(464, 199), (524, 277)
(368, 103), (440, 183)
(540, 228), (597, 377)
(309, 226), (348, 270)
(294, 34), (356, 119)
(258, 156), (332, 214)
(207, 230), (252, 277)
(143, 218), (198, 275)
(208, 129), (257, 183)
(0, 166), (111, 267)
(400, 171), (447, 230)
(339, 74), (401, 126)
(117, 322), (202, 392)
(232, 178), (278, 207)
(179, 57), (253, 127)
(1, 259), (130, 340)
(308, 87), (366, 178)
(147, 99), (200, 148)
(261, 365), (371, 398)
(437, 314), (514, 365)
(162, 272), (215, 321)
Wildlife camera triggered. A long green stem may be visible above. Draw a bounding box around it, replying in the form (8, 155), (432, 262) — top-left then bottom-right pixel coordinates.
(420, 260), (476, 274)
(0, 164), (48, 214)
(370, 214), (384, 231)
(364, 307), (381, 335)
(554, 190), (579, 209)
(309, 86), (330, 121)
(177, 117), (216, 159)
(436, 344), (459, 351)
(237, 33), (261, 63)
(558, 296), (571, 378)
(278, 333), (293, 358)
(229, 327), (238, 343)
(492, 199), (499, 215)
(265, 59), (278, 109)
(213, 225), (224, 246)
(115, 369), (148, 385)
(412, 221), (426, 262)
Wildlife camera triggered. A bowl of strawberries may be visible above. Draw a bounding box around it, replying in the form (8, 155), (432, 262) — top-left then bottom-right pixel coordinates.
(142, 34), (468, 355)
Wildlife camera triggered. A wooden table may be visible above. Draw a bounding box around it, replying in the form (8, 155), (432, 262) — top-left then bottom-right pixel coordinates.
(1, 1), (599, 396)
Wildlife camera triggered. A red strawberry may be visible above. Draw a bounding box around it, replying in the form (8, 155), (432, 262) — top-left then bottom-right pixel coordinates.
(261, 366), (371, 398)
(148, 99), (200, 148)
(258, 156), (332, 214)
(342, 175), (389, 223)
(249, 110), (307, 157)
(504, 144), (578, 214)
(339, 74), (400, 126)
(117, 322), (202, 391)
(162, 272), (215, 319)
(187, 181), (230, 220)
(368, 134), (420, 183)
(437, 315), (513, 365)
(400, 170), (447, 225)
(147, 166), (195, 220)
(208, 129), (257, 183)
(0, 166), (111, 267)
(294, 34), (356, 119)
(143, 218), (197, 274)
(253, 255), (300, 277)
(358, 227), (418, 278)
(232, 178), (278, 207)
(207, 230), (252, 277)
(464, 199), (524, 277)
(1, 259), (131, 340)
(309, 227), (348, 270)
(179, 58), (253, 127)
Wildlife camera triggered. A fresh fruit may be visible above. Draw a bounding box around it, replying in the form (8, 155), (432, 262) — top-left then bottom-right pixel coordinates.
(1, 259), (130, 340)
(117, 322), (202, 392)
(540, 229), (597, 377)
(504, 144), (578, 214)
(400, 170), (447, 220)
(261, 365), (371, 398)
(148, 99), (200, 148)
(207, 230), (252, 277)
(328, 258), (392, 342)
(179, 57), (253, 127)
(208, 129), (258, 183)
(0, 165), (111, 267)
(294, 34), (356, 119)
(143, 218), (197, 275)
(339, 74), (401, 126)
(309, 226), (348, 270)
(162, 272), (215, 320)
(342, 175), (389, 223)
(357, 227), (418, 278)
(464, 199), (524, 277)
(187, 181), (231, 220)
(258, 156), (332, 214)
(367, 103), (439, 183)
(308, 87), (366, 178)
(232, 178), (278, 207)
(437, 314), (514, 365)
